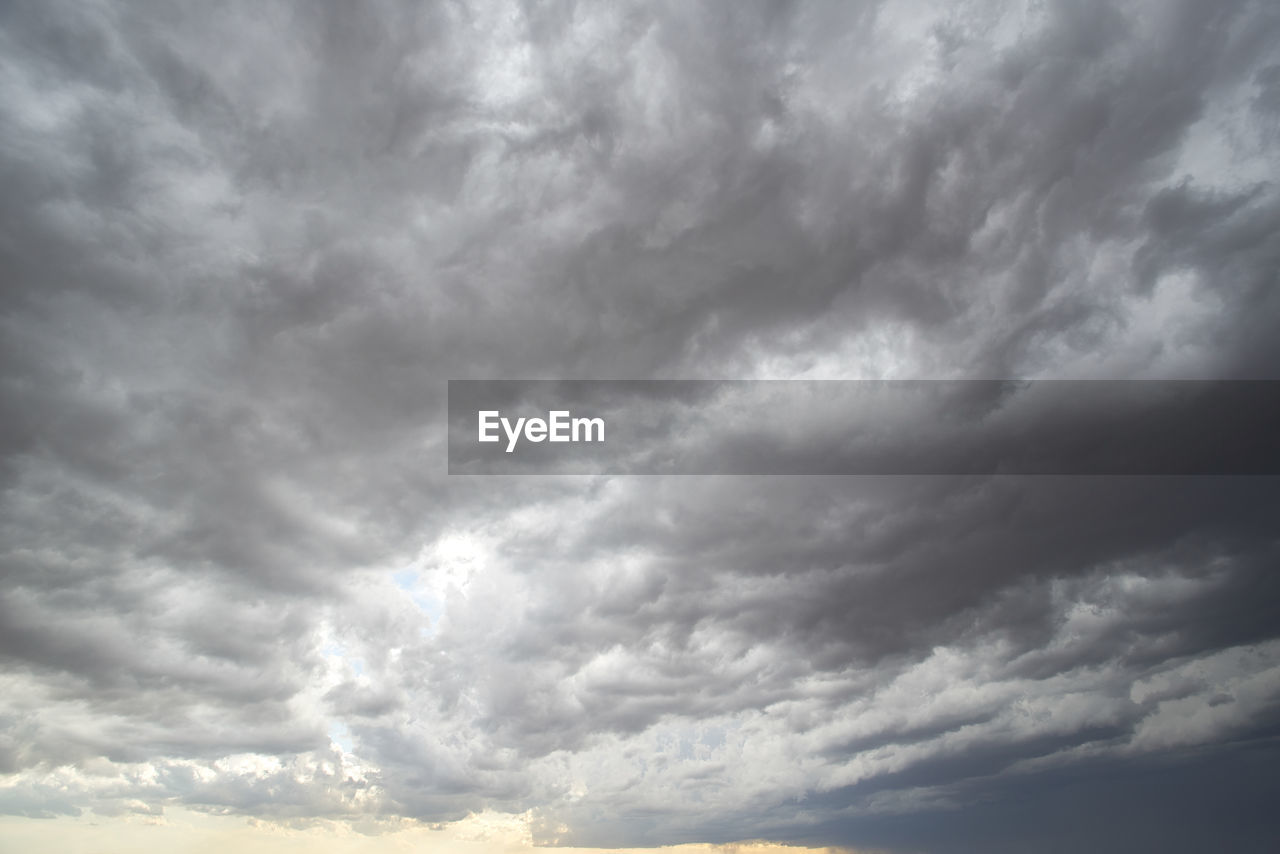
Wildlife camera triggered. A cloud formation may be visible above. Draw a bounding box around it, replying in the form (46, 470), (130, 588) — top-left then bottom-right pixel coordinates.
(2, 0), (1279, 851)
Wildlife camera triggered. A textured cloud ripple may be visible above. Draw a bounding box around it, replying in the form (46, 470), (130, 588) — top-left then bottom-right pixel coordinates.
(2, 1), (1279, 852)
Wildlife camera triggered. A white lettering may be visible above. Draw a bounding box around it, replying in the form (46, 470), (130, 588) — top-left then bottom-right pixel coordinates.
(480, 410), (604, 452)
(573, 416), (604, 442)
(478, 411), (500, 442)
(502, 416), (525, 453)
(549, 410), (570, 442)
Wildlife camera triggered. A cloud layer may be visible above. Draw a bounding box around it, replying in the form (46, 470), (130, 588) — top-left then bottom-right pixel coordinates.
(2, 0), (1279, 851)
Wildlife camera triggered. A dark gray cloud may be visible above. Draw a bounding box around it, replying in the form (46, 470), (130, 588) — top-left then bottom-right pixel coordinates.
(1, 0), (1279, 851)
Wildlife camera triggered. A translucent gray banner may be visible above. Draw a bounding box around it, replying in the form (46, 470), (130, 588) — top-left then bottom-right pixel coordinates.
(447, 380), (1280, 475)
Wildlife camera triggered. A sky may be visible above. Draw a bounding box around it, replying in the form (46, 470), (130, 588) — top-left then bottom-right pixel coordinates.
(1, 1), (1279, 852)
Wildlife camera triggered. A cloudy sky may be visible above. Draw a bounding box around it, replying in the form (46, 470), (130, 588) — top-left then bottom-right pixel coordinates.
(2, 0), (1279, 852)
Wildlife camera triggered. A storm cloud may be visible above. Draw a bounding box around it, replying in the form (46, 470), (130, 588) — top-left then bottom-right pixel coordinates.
(2, 0), (1279, 851)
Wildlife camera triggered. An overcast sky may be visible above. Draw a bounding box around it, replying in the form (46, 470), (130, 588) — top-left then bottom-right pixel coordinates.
(2, 1), (1279, 852)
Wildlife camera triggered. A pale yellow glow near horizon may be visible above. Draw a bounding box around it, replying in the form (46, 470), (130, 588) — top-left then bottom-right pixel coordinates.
(0, 808), (874, 854)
